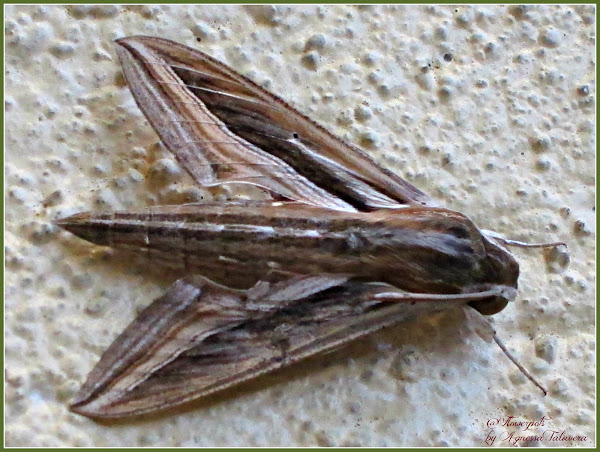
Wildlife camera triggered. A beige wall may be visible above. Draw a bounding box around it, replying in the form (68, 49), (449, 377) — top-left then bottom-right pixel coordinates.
(5, 4), (595, 446)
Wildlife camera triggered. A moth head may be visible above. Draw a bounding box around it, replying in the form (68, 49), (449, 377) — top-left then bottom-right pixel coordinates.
(468, 285), (516, 315)
(462, 229), (519, 316)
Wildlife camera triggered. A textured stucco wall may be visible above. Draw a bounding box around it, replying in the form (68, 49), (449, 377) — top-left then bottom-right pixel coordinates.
(5, 4), (595, 447)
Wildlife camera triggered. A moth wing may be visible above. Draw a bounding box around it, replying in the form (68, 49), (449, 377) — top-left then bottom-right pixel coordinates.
(71, 275), (457, 418)
(115, 36), (435, 212)
(70, 273), (350, 418)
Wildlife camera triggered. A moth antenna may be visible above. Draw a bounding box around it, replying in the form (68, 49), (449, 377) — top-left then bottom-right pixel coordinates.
(372, 286), (506, 303)
(492, 333), (548, 396)
(499, 239), (567, 249)
(482, 229), (566, 249)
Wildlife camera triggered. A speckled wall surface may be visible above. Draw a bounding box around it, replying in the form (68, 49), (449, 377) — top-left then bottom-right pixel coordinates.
(4, 4), (595, 447)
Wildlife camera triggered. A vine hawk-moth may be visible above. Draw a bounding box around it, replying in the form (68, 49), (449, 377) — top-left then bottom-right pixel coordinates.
(56, 36), (563, 418)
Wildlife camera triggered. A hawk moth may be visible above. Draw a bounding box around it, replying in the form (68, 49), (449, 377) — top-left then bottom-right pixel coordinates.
(56, 36), (563, 418)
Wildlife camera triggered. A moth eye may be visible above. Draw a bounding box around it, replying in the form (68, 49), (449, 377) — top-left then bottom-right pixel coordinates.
(469, 296), (509, 316)
(292, 132), (299, 139)
(448, 225), (470, 239)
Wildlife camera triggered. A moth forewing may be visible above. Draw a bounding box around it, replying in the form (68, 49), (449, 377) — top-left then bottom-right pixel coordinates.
(57, 36), (558, 418)
(114, 36), (433, 211)
(70, 277), (514, 418)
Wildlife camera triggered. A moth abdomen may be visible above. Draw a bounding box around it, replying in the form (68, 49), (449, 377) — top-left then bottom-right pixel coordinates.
(57, 203), (520, 307)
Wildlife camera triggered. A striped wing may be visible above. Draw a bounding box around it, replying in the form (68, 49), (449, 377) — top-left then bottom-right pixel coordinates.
(70, 275), (458, 418)
(115, 36), (434, 212)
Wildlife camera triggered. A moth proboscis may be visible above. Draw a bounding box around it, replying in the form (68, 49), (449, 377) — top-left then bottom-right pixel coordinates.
(55, 36), (566, 419)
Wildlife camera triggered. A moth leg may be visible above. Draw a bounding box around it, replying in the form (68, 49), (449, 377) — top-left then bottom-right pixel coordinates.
(372, 288), (547, 394)
(464, 308), (547, 395)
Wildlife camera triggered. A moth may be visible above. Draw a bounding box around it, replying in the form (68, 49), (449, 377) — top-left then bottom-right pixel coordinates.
(56, 36), (564, 419)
